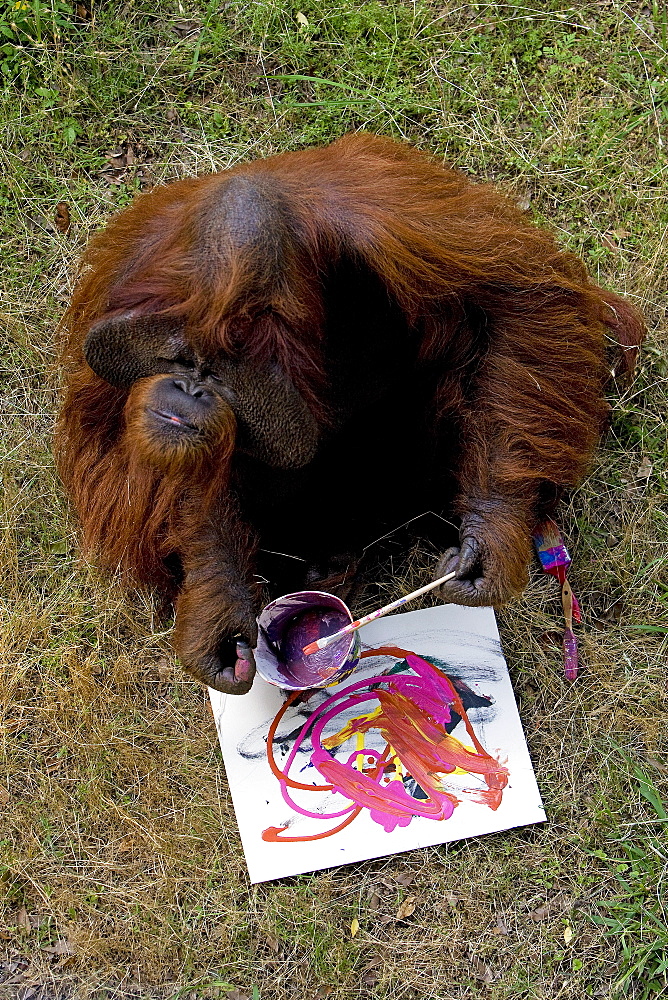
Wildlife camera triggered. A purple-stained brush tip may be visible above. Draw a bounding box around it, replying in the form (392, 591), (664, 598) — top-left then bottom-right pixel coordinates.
(254, 590), (361, 691)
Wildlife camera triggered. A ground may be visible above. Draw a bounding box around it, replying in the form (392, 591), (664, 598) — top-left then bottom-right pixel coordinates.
(1, 2), (667, 998)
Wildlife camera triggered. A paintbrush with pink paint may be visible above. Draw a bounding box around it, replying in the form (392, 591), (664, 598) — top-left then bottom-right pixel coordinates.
(532, 519), (581, 681)
(301, 570), (457, 656)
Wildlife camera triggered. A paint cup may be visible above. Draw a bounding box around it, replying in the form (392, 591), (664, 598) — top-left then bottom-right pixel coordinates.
(254, 590), (361, 691)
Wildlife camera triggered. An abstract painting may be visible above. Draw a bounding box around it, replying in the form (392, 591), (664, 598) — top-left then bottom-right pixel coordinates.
(209, 604), (545, 883)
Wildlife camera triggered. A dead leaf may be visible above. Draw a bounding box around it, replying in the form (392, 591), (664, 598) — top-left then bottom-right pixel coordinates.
(367, 891), (381, 912)
(0, 786), (9, 806)
(55, 954), (77, 969)
(396, 895), (417, 920)
(172, 19), (201, 39)
(17, 983), (41, 1000)
(225, 993), (249, 1000)
(537, 629), (563, 650)
(611, 228), (631, 239)
(394, 872), (417, 887)
(137, 166), (154, 191)
(530, 892), (569, 922)
(636, 456), (652, 479)
(491, 914), (509, 935)
(15, 907), (30, 933)
(265, 933), (280, 953)
(517, 195), (531, 211)
(599, 598), (624, 625)
(296, 11), (309, 27)
(105, 145), (135, 169)
(54, 202), (71, 234)
(44, 755), (66, 775)
(43, 937), (76, 956)
(359, 956), (381, 984)
(101, 144), (139, 185)
(350, 917), (360, 938)
(469, 954), (493, 984)
(601, 234), (618, 251)
(362, 955), (383, 970)
(564, 924), (573, 945)
(4, 717), (27, 735)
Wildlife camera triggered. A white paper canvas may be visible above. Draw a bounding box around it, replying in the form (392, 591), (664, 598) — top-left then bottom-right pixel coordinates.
(209, 603), (545, 884)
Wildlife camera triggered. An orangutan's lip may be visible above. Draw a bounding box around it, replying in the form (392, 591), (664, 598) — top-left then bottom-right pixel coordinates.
(149, 408), (199, 431)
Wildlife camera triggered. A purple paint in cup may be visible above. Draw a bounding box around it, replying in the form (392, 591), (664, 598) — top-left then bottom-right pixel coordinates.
(254, 590), (361, 691)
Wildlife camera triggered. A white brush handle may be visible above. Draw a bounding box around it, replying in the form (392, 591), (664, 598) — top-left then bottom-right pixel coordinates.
(302, 570), (457, 655)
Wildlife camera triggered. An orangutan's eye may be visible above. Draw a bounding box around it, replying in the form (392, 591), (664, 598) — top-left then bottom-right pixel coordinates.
(158, 355), (196, 369)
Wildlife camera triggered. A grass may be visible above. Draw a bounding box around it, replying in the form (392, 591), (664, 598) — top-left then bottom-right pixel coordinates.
(589, 759), (668, 998)
(1, 0), (667, 997)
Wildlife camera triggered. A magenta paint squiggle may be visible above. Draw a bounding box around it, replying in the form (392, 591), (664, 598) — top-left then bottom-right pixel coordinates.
(263, 652), (509, 843)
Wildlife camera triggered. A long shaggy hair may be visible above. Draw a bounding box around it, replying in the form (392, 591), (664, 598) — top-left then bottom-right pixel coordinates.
(55, 133), (644, 605)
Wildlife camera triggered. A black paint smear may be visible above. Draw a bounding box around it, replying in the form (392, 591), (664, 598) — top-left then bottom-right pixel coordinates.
(237, 659), (494, 760)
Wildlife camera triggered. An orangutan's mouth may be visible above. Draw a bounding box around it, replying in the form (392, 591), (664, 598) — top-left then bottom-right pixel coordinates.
(149, 408), (200, 432)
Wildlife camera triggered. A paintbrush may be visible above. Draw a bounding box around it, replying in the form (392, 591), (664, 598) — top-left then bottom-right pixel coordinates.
(532, 518), (580, 681)
(302, 570), (457, 656)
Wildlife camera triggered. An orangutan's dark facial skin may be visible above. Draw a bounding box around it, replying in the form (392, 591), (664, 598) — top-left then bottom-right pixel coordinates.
(149, 374), (216, 436)
(83, 313), (320, 472)
(147, 370), (218, 433)
(128, 370), (235, 469)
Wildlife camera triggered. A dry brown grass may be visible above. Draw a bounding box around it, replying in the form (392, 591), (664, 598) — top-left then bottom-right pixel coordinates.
(2, 2), (668, 998)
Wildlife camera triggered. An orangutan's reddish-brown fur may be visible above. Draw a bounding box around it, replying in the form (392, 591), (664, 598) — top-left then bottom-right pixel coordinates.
(55, 133), (645, 694)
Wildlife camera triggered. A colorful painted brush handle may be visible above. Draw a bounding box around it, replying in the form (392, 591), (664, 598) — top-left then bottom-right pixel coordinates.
(561, 578), (574, 631)
(563, 628), (579, 682)
(560, 579), (580, 679)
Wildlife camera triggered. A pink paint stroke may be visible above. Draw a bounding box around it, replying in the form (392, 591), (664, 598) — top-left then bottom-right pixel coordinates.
(262, 651), (509, 842)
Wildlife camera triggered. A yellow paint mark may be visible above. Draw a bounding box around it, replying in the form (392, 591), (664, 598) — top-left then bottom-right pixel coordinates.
(355, 732), (365, 770)
(322, 708), (382, 749)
